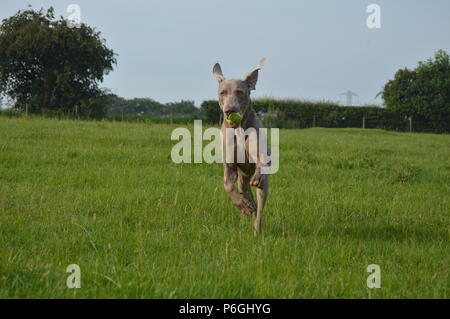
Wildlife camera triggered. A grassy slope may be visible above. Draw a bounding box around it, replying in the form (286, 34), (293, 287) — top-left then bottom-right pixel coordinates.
(0, 117), (448, 298)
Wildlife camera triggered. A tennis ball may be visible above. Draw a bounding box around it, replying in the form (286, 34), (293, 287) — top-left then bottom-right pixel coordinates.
(225, 112), (243, 124)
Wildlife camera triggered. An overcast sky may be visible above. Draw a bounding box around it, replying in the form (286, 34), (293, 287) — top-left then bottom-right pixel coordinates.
(1, 0), (450, 106)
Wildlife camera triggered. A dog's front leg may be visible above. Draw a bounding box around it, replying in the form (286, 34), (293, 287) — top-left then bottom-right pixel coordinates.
(224, 164), (256, 216)
(250, 166), (268, 188)
(246, 127), (270, 189)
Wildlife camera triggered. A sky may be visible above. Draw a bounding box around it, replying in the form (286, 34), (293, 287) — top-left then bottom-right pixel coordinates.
(1, 0), (450, 106)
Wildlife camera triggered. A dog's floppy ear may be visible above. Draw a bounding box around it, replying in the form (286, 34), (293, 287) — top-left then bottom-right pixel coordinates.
(243, 58), (266, 90)
(212, 63), (225, 83)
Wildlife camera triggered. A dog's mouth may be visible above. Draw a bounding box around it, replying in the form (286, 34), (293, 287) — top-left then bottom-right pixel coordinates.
(228, 121), (239, 128)
(224, 111), (242, 128)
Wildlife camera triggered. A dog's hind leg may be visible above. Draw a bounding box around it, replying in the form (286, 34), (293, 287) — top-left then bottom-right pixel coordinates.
(254, 176), (268, 235)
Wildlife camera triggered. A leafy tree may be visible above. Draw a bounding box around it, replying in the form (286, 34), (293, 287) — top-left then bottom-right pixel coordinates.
(200, 100), (221, 124)
(0, 7), (116, 117)
(165, 100), (199, 116)
(103, 94), (127, 118)
(104, 96), (166, 119)
(381, 50), (450, 132)
(125, 98), (165, 116)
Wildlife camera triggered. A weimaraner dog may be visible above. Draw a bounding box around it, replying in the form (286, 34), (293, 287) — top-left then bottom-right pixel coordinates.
(212, 59), (269, 235)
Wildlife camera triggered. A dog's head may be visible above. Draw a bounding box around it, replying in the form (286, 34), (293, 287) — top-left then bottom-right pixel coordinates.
(212, 59), (265, 128)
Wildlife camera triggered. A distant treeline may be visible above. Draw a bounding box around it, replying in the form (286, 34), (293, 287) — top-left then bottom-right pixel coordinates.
(0, 93), (201, 122)
(101, 94), (200, 121)
(200, 99), (442, 133)
(1, 95), (444, 133)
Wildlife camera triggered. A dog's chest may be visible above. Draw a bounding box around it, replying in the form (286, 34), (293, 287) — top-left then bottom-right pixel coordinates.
(222, 133), (256, 175)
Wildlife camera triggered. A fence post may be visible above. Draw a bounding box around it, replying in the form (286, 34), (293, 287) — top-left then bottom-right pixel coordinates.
(362, 116), (366, 129)
(409, 117), (412, 132)
(313, 115), (316, 127)
(25, 103), (28, 116)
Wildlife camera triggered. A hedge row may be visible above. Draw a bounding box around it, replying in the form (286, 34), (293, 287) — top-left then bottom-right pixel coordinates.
(0, 108), (198, 125)
(200, 99), (437, 132)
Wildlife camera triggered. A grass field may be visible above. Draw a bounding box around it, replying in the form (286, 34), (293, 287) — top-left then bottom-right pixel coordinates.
(0, 117), (448, 298)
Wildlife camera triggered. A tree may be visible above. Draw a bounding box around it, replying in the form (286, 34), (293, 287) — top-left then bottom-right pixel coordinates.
(200, 100), (221, 124)
(126, 98), (165, 117)
(103, 94), (127, 119)
(381, 50), (450, 132)
(165, 100), (199, 116)
(0, 7), (116, 117)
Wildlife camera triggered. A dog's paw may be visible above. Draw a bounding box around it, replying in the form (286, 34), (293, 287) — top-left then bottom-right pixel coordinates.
(235, 197), (256, 216)
(250, 171), (266, 189)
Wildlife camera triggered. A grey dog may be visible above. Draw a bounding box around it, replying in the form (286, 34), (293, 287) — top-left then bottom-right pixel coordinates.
(212, 59), (269, 235)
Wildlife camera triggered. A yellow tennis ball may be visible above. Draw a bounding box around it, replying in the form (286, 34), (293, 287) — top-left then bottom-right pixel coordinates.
(225, 112), (243, 124)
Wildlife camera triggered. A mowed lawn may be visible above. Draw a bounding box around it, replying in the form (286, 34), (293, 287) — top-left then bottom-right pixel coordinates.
(0, 117), (448, 298)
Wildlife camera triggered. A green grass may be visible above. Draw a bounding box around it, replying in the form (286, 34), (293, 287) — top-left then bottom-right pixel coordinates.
(0, 117), (448, 298)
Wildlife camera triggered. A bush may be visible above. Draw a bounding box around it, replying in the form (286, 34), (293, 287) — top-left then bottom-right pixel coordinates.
(200, 98), (416, 131)
(200, 100), (222, 125)
(0, 108), (22, 117)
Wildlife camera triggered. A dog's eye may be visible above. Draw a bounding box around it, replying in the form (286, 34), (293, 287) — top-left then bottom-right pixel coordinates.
(220, 91), (226, 96)
(235, 90), (244, 95)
